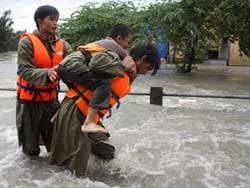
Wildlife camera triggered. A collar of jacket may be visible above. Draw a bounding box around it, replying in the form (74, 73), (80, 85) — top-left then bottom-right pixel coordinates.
(94, 38), (128, 59)
(33, 30), (59, 43)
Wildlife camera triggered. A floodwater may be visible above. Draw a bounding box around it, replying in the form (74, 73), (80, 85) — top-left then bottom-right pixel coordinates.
(0, 51), (250, 188)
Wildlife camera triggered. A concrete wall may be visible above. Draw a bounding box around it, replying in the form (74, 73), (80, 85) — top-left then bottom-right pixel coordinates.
(167, 41), (250, 67)
(228, 41), (250, 66)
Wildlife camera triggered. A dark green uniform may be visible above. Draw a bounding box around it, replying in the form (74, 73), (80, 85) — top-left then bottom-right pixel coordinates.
(49, 41), (128, 176)
(16, 31), (73, 156)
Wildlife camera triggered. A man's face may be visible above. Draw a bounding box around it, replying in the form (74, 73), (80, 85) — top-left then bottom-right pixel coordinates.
(136, 56), (153, 75)
(38, 15), (58, 35)
(116, 34), (132, 49)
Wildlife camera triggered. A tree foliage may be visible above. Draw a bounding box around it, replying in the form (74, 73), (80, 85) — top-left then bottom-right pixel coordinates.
(0, 10), (14, 52)
(139, 1), (219, 72)
(0, 10), (21, 52)
(2, 0), (250, 62)
(49, 0), (250, 61)
(58, 1), (138, 49)
(138, 0), (250, 71)
(208, 0), (250, 57)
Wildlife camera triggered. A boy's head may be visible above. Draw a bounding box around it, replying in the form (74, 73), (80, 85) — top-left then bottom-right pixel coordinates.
(34, 5), (59, 35)
(109, 23), (132, 49)
(130, 41), (160, 75)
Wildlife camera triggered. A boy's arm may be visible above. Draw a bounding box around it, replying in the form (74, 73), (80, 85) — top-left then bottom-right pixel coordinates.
(89, 52), (136, 78)
(88, 51), (125, 77)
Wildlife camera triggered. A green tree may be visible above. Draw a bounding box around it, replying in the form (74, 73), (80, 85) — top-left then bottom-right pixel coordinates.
(8, 30), (24, 51)
(208, 0), (250, 57)
(140, 0), (217, 72)
(175, 0), (215, 72)
(58, 0), (250, 69)
(58, 1), (137, 49)
(0, 10), (14, 52)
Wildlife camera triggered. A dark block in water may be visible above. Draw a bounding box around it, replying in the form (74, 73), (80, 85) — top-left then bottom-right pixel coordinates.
(150, 87), (163, 106)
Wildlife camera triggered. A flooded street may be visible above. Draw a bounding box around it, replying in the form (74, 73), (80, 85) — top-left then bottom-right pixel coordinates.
(0, 51), (250, 188)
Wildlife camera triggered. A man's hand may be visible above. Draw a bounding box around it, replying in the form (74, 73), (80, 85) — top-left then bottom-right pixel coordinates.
(122, 56), (137, 80)
(48, 65), (59, 82)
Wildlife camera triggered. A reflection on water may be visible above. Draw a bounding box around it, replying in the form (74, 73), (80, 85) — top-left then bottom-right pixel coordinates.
(0, 52), (250, 187)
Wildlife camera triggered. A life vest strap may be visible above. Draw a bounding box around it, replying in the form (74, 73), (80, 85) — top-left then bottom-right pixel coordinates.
(106, 107), (112, 119)
(70, 83), (105, 119)
(111, 89), (121, 109)
(17, 81), (58, 101)
(17, 82), (58, 93)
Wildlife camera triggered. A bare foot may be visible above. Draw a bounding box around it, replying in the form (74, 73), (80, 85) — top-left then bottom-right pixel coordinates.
(81, 123), (108, 133)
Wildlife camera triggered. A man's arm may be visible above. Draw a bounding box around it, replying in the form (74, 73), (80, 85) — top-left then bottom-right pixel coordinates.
(63, 40), (74, 57)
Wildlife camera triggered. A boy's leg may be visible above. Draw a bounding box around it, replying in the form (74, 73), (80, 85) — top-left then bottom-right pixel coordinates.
(89, 78), (112, 109)
(81, 79), (112, 133)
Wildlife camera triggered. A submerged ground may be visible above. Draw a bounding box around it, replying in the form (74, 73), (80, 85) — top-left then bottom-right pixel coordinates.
(0, 51), (250, 188)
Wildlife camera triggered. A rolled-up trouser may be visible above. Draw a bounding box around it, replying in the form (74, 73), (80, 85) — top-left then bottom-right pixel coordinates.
(16, 99), (59, 156)
(91, 139), (115, 160)
(88, 122), (115, 160)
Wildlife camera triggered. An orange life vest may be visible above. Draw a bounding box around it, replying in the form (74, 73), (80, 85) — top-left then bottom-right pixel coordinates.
(16, 33), (64, 102)
(65, 43), (131, 122)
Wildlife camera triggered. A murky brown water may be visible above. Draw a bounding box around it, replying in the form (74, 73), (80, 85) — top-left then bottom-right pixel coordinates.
(0, 51), (250, 188)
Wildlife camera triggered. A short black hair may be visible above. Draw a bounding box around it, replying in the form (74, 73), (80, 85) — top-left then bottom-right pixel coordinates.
(130, 41), (160, 74)
(109, 23), (132, 39)
(34, 5), (59, 29)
